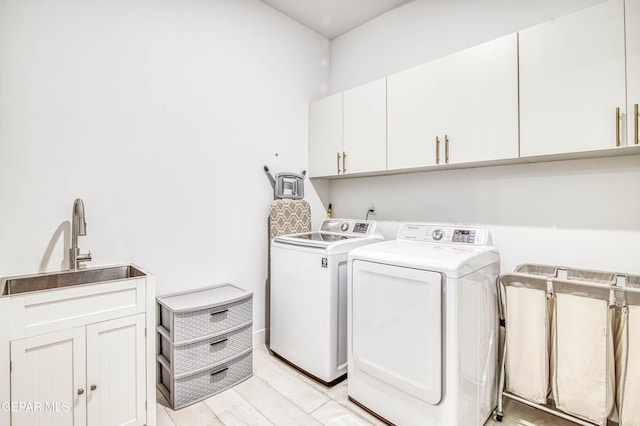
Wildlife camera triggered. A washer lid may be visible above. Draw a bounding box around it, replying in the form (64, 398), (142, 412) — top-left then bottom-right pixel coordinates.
(274, 231), (357, 248)
(272, 218), (381, 250)
(274, 231), (383, 251)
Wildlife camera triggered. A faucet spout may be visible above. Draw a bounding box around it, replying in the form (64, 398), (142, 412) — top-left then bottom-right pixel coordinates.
(75, 199), (87, 236)
(70, 198), (92, 270)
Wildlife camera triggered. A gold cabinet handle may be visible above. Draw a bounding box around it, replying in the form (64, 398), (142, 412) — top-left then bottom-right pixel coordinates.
(337, 152), (341, 174)
(435, 136), (440, 165)
(445, 135), (449, 164)
(635, 103), (638, 145)
(342, 151), (347, 174)
(616, 107), (621, 147)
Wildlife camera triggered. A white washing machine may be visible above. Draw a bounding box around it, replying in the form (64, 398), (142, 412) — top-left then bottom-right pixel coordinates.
(270, 219), (383, 385)
(348, 223), (499, 425)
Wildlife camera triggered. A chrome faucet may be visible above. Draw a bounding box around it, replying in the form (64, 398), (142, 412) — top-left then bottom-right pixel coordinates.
(69, 198), (92, 270)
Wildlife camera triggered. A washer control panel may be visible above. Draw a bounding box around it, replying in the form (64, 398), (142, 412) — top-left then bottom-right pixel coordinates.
(398, 224), (489, 246)
(320, 219), (377, 235)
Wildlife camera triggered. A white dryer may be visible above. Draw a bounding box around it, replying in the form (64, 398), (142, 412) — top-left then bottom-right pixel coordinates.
(348, 223), (499, 425)
(270, 219), (383, 385)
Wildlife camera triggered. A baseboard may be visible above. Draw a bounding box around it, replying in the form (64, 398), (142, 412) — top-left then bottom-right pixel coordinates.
(252, 328), (266, 347)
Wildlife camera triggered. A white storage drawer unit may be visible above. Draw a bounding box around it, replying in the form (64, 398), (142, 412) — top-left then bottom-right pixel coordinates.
(156, 284), (253, 409)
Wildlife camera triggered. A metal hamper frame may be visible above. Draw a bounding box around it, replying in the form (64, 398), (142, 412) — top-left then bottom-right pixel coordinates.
(494, 264), (640, 426)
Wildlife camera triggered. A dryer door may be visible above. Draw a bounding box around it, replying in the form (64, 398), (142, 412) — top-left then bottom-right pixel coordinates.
(351, 260), (443, 404)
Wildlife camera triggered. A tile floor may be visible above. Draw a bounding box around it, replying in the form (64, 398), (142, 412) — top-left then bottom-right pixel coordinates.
(156, 345), (577, 426)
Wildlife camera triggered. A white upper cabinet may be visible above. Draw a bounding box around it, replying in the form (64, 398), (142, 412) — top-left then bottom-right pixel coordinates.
(308, 78), (386, 178)
(441, 33), (519, 165)
(628, 0), (640, 148)
(387, 33), (518, 170)
(387, 58), (444, 169)
(308, 93), (343, 177)
(342, 78), (387, 175)
(309, 0), (636, 179)
(519, 0), (627, 157)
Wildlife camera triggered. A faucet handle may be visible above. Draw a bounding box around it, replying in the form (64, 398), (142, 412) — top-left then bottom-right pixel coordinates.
(78, 251), (92, 263)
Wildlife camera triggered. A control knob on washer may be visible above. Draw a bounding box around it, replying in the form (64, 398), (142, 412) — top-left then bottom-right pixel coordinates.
(432, 228), (444, 241)
(340, 222), (350, 232)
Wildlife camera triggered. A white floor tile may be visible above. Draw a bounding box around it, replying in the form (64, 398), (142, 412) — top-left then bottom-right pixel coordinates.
(234, 376), (321, 426)
(485, 416), (521, 426)
(312, 401), (374, 426)
(501, 399), (578, 426)
(333, 399), (390, 426)
(156, 404), (176, 426)
(324, 381), (348, 403)
(165, 401), (224, 426)
(156, 345), (585, 426)
(204, 388), (273, 426)
(253, 348), (330, 413)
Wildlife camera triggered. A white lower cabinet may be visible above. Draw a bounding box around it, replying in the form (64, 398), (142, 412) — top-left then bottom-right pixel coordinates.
(11, 314), (146, 426)
(10, 327), (86, 426)
(87, 315), (146, 426)
(1, 267), (155, 426)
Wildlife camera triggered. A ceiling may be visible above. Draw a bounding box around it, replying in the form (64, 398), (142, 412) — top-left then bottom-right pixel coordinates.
(259, 0), (409, 40)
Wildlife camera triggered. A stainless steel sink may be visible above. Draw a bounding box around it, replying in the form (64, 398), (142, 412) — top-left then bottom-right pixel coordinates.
(1, 265), (146, 296)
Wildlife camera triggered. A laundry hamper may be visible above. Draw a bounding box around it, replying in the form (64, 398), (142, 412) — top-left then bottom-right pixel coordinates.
(502, 264), (557, 403)
(551, 269), (617, 425)
(617, 274), (640, 426)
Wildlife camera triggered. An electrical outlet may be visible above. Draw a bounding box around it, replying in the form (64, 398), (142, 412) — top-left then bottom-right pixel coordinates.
(368, 202), (377, 216)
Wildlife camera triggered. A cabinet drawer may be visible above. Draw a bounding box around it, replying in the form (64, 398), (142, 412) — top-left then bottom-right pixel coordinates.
(10, 279), (145, 339)
(158, 323), (252, 376)
(158, 349), (252, 409)
(160, 296), (252, 343)
(157, 284), (253, 344)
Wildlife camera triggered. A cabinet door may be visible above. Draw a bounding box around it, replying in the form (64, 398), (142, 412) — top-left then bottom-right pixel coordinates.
(387, 59), (444, 169)
(309, 93), (343, 177)
(11, 327), (86, 426)
(343, 78), (387, 174)
(87, 314), (146, 426)
(442, 33), (519, 164)
(628, 0), (640, 147)
(519, 0), (626, 157)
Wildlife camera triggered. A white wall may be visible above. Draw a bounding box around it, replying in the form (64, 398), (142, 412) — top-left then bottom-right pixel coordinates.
(326, 0), (640, 275)
(330, 0), (605, 93)
(0, 0), (330, 342)
(328, 156), (640, 274)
